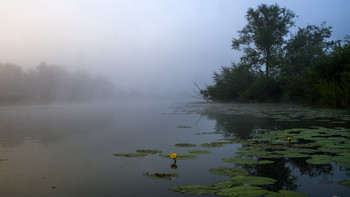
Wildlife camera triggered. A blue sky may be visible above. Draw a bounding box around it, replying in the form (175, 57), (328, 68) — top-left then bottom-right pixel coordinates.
(1, 0), (349, 99)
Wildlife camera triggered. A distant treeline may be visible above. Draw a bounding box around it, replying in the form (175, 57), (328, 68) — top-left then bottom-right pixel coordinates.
(0, 63), (116, 104)
(199, 4), (350, 108)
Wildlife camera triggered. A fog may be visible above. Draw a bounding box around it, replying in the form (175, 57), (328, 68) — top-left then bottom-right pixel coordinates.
(1, 0), (350, 101)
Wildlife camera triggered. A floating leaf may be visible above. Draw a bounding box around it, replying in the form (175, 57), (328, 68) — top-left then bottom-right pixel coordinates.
(186, 149), (211, 154)
(174, 143), (196, 147)
(169, 185), (218, 194)
(212, 180), (243, 188)
(200, 142), (225, 148)
(136, 149), (162, 154)
(266, 190), (309, 197)
(209, 167), (249, 176)
(143, 172), (178, 179)
(216, 186), (268, 197)
(306, 155), (333, 164)
(113, 152), (147, 158)
(231, 176), (276, 185)
(222, 157), (274, 165)
(159, 154), (197, 160)
(339, 180), (350, 188)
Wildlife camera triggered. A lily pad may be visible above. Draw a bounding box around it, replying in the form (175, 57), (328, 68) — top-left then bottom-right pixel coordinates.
(200, 141), (230, 148)
(113, 152), (148, 158)
(306, 155), (333, 164)
(266, 190), (309, 197)
(136, 149), (162, 154)
(169, 184), (218, 195)
(216, 186), (268, 197)
(212, 180), (244, 188)
(174, 143), (197, 147)
(222, 157), (274, 165)
(338, 180), (350, 188)
(209, 167), (249, 176)
(231, 176), (276, 185)
(143, 172), (178, 180)
(186, 149), (211, 154)
(159, 154), (197, 160)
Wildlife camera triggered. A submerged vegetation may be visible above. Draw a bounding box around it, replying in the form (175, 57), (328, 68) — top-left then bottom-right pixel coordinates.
(198, 3), (350, 108)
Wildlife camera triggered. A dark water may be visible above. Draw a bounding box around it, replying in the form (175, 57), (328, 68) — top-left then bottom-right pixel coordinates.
(0, 102), (349, 197)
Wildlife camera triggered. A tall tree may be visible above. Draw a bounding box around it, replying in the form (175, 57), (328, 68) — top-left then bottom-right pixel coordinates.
(232, 4), (296, 77)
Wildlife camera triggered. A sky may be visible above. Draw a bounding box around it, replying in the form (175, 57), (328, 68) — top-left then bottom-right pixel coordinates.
(1, 0), (350, 100)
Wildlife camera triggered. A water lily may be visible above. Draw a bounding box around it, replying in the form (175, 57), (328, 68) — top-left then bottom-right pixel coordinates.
(287, 136), (292, 143)
(170, 153), (177, 164)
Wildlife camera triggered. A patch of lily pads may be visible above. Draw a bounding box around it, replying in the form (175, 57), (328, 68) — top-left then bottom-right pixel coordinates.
(113, 149), (162, 158)
(236, 126), (350, 169)
(200, 141), (231, 148)
(338, 180), (350, 188)
(143, 172), (178, 180)
(169, 185), (218, 195)
(174, 143), (196, 147)
(222, 157), (274, 165)
(265, 190), (309, 197)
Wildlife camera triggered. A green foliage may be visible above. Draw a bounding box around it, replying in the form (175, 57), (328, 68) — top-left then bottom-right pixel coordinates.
(143, 172), (178, 180)
(200, 3), (350, 108)
(169, 185), (218, 195)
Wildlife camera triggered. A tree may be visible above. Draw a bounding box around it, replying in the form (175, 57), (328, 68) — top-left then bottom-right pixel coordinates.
(232, 4), (296, 77)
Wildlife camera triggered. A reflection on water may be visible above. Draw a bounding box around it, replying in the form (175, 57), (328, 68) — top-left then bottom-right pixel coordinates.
(0, 102), (349, 196)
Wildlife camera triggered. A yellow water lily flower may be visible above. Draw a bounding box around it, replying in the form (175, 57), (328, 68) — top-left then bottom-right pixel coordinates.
(287, 136), (292, 140)
(170, 153), (177, 159)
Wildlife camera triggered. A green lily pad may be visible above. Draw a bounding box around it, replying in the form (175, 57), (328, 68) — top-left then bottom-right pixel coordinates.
(339, 180), (350, 188)
(306, 155), (333, 164)
(143, 172), (178, 179)
(169, 184), (218, 194)
(212, 180), (244, 188)
(216, 186), (268, 197)
(209, 167), (249, 176)
(113, 152), (148, 158)
(186, 149), (211, 154)
(174, 143), (196, 147)
(266, 190), (309, 197)
(159, 154), (197, 160)
(136, 149), (162, 154)
(231, 176), (276, 185)
(222, 157), (274, 165)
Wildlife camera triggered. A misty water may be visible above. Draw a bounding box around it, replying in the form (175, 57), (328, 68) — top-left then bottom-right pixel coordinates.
(0, 102), (350, 197)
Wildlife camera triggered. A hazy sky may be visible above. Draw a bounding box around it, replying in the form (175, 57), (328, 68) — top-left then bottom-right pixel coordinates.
(1, 0), (350, 99)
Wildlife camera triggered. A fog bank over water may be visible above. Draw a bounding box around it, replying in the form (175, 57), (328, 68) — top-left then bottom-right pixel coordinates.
(1, 0), (350, 100)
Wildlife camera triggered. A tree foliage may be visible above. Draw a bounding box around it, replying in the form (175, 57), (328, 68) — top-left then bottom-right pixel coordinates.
(232, 4), (296, 76)
(201, 3), (350, 108)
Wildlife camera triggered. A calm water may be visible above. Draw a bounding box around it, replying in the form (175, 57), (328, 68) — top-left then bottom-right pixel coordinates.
(0, 102), (349, 197)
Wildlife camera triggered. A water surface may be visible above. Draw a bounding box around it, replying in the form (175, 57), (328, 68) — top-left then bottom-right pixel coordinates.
(0, 102), (349, 197)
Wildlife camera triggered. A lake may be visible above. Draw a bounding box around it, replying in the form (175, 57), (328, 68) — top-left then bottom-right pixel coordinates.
(0, 102), (349, 197)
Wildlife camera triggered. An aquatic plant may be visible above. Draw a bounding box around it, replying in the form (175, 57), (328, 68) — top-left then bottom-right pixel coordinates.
(174, 143), (196, 147)
(338, 180), (350, 188)
(143, 172), (178, 180)
(136, 149), (162, 154)
(200, 141), (231, 148)
(169, 185), (218, 195)
(266, 190), (309, 197)
(159, 153), (197, 160)
(113, 152), (148, 158)
(222, 157), (274, 165)
(215, 186), (268, 197)
(230, 176), (276, 185)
